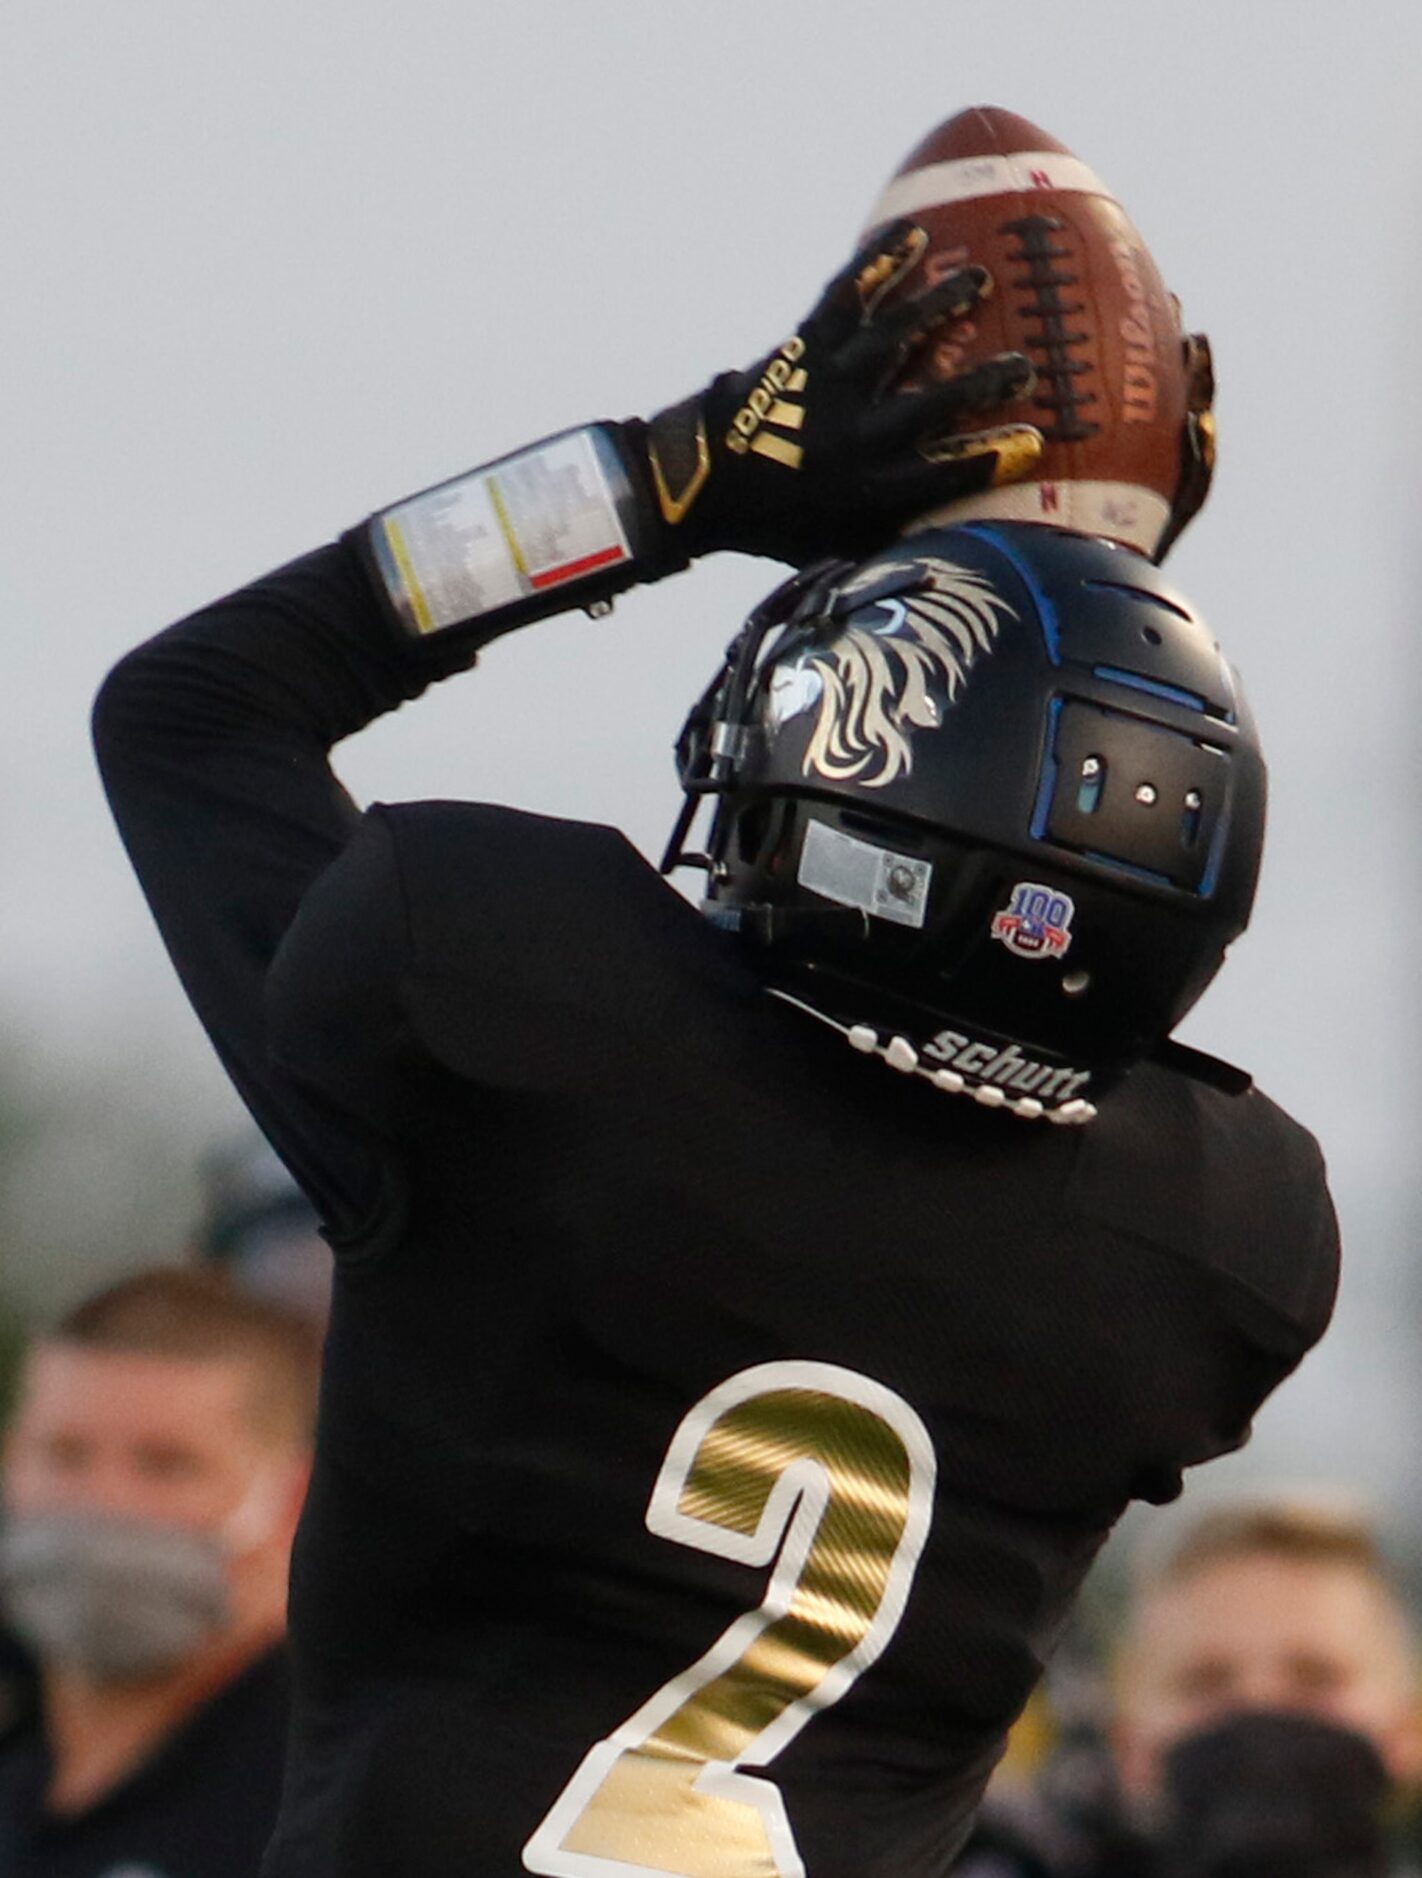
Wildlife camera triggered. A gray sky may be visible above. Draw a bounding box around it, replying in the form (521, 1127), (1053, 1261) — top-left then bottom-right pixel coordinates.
(2, 2), (1419, 1515)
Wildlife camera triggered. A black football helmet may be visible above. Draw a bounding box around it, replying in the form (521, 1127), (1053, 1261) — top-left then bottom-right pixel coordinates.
(663, 522), (1265, 1121)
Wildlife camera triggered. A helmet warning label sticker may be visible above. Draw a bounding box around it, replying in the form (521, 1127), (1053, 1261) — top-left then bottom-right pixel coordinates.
(798, 821), (931, 930)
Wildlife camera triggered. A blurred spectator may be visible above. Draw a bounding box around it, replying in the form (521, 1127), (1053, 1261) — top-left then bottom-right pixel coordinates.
(956, 1498), (1422, 1876)
(194, 1132), (330, 1329)
(0, 1268), (317, 1877)
(1113, 1499), (1421, 1807)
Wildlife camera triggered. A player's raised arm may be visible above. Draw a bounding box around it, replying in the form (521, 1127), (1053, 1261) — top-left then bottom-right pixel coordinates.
(351, 218), (1037, 656)
(91, 227), (1037, 1243)
(91, 543), (434, 1242)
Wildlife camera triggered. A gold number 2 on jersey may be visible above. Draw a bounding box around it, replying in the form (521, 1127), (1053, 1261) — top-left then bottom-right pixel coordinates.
(522, 1359), (936, 1878)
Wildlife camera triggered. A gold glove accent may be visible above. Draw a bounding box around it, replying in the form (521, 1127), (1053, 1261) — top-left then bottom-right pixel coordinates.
(1155, 331), (1216, 560)
(748, 431), (804, 470)
(724, 338), (809, 463)
(1183, 331), (1216, 413)
(1194, 408), (1217, 472)
(919, 423), (1046, 486)
(1182, 331), (1217, 473)
(856, 225), (929, 316)
(648, 415), (712, 525)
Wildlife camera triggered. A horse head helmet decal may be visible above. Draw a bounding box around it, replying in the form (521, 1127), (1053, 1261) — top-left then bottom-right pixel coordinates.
(764, 554), (1019, 788)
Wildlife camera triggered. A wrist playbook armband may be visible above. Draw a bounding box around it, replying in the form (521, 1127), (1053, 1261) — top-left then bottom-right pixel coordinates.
(354, 423), (679, 649)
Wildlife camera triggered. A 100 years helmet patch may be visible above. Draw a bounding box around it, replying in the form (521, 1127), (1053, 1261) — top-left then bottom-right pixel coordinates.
(991, 882), (1075, 959)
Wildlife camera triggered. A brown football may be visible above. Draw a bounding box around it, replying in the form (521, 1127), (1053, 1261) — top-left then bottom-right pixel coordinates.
(863, 105), (1203, 558)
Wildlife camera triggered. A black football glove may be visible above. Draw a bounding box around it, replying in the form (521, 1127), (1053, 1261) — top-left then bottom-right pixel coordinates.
(1155, 329), (1217, 563)
(634, 219), (1042, 569)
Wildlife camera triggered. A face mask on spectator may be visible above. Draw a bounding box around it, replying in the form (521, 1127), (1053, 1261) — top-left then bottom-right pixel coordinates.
(0, 1508), (235, 1682)
(0, 1470), (286, 1685)
(1157, 1709), (1391, 1878)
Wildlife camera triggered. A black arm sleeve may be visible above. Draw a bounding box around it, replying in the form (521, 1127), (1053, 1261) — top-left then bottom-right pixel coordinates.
(92, 539), (471, 1243)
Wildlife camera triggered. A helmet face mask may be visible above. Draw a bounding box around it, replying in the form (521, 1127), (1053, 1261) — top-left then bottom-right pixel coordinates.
(664, 522), (1265, 1117)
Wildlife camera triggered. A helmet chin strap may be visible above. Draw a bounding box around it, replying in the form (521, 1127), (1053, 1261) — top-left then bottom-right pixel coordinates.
(764, 986), (1098, 1126)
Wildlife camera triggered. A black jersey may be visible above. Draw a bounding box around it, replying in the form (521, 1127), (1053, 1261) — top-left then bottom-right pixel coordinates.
(93, 542), (1338, 1878)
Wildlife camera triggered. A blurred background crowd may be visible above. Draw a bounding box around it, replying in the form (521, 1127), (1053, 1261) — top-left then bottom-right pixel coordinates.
(3, 0), (1419, 1872)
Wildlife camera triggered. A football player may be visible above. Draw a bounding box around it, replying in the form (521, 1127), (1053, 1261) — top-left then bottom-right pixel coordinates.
(93, 224), (1338, 1877)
